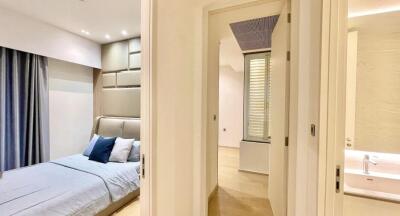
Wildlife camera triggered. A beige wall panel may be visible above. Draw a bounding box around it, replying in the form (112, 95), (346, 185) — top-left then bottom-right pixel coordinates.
(102, 41), (129, 71)
(93, 69), (103, 119)
(129, 38), (141, 52)
(97, 118), (124, 138)
(102, 88), (140, 117)
(129, 53), (141, 69)
(117, 70), (141, 86)
(122, 119), (141, 140)
(102, 73), (116, 87)
(354, 30), (400, 153)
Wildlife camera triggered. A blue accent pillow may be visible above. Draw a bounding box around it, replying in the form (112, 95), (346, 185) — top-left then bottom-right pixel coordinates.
(128, 141), (140, 162)
(83, 134), (100, 156)
(89, 137), (117, 163)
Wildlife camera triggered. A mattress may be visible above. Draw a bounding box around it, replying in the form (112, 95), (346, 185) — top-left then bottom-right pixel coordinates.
(0, 155), (140, 216)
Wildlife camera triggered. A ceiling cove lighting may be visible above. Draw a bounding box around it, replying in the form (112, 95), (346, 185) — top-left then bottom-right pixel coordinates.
(81, 29), (90, 35)
(349, 6), (400, 18)
(121, 30), (128, 36)
(105, 34), (111, 40)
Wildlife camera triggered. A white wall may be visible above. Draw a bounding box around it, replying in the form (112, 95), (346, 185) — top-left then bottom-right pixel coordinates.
(48, 58), (93, 160)
(240, 141), (269, 173)
(218, 65), (243, 148)
(0, 6), (101, 68)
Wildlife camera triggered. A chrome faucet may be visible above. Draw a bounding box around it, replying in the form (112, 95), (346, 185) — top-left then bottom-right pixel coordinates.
(363, 154), (377, 174)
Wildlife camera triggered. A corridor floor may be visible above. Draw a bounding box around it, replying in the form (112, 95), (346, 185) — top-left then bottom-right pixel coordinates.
(208, 147), (274, 216)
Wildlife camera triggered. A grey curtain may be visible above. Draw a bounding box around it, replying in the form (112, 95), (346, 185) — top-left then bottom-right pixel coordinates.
(0, 47), (49, 172)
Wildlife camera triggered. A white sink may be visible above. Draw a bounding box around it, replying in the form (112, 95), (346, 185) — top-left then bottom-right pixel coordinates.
(344, 169), (400, 202)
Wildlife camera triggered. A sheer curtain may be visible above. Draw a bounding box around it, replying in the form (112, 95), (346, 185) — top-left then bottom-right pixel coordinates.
(0, 47), (49, 172)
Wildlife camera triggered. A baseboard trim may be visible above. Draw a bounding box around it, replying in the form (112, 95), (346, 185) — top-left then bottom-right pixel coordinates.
(208, 184), (218, 202)
(238, 169), (269, 176)
(218, 145), (239, 149)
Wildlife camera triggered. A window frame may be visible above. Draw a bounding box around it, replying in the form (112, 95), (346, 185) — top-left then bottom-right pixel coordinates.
(243, 51), (271, 143)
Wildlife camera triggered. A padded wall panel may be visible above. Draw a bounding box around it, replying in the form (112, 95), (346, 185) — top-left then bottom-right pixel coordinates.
(129, 38), (141, 52)
(129, 53), (141, 69)
(122, 119), (141, 140)
(102, 73), (116, 87)
(97, 118), (124, 137)
(102, 41), (129, 71)
(102, 88), (141, 117)
(117, 71), (141, 86)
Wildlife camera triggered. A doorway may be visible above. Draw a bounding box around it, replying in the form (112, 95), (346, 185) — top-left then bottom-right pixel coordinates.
(324, 1), (400, 216)
(205, 1), (290, 215)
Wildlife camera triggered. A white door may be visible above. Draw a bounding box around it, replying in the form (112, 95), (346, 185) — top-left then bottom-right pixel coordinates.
(269, 3), (290, 216)
(345, 31), (358, 150)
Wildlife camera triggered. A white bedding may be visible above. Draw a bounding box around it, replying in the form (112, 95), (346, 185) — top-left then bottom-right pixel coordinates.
(0, 155), (140, 216)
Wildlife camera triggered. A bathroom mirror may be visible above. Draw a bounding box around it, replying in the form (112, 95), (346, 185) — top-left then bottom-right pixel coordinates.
(345, 11), (400, 153)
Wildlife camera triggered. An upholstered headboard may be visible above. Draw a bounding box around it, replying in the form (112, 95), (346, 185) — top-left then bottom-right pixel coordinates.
(92, 116), (140, 140)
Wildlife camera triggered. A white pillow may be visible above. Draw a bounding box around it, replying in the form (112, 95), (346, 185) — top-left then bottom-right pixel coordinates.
(128, 141), (141, 162)
(109, 137), (134, 163)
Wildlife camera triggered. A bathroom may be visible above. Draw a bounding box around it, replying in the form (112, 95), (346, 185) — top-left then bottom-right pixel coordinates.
(344, 1), (400, 215)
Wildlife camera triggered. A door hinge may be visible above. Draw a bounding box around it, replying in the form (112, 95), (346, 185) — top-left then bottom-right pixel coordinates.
(287, 13), (291, 23)
(311, 124), (316, 136)
(286, 51), (290, 61)
(142, 154), (145, 178)
(336, 166), (341, 193)
(285, 136), (289, 146)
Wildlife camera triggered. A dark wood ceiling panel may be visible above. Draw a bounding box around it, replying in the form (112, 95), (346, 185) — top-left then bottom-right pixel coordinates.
(230, 15), (279, 51)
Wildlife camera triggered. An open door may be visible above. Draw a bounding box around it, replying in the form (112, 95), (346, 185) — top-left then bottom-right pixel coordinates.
(320, 0), (347, 215)
(269, 2), (290, 216)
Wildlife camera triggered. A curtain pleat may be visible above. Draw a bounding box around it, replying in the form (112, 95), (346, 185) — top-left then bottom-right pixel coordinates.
(0, 47), (49, 171)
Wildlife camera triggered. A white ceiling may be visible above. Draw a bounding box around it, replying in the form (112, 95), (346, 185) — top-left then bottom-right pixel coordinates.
(349, 0), (400, 17)
(0, 0), (140, 44)
(349, 11), (400, 33)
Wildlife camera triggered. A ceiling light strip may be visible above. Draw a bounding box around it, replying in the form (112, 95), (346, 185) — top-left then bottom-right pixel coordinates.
(349, 6), (400, 18)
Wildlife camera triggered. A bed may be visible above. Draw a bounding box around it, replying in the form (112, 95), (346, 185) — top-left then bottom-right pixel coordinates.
(0, 116), (141, 216)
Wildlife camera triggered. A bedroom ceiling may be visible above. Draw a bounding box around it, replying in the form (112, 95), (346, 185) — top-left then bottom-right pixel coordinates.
(0, 0), (140, 44)
(349, 0), (400, 17)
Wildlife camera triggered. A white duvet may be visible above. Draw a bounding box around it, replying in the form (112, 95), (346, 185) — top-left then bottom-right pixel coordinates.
(0, 154), (140, 216)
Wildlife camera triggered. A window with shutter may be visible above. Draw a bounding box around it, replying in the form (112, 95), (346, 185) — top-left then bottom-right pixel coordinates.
(244, 52), (271, 142)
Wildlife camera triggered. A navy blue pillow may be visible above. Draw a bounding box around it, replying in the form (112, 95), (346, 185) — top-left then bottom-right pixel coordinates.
(89, 137), (117, 163)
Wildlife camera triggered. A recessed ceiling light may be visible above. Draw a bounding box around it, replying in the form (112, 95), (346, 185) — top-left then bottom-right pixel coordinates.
(105, 34), (111, 40)
(81, 29), (90, 35)
(121, 30), (128, 36)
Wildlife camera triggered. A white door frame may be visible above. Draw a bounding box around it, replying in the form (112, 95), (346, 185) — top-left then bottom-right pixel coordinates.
(318, 0), (348, 215)
(142, 0), (332, 215)
(201, 0), (321, 216)
(141, 0), (155, 215)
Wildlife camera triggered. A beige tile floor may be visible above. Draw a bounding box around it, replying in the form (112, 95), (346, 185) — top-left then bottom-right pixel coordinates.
(113, 147), (273, 216)
(208, 147), (274, 216)
(113, 197), (140, 216)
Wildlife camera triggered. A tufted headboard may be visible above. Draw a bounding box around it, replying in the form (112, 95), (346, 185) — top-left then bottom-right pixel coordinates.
(91, 116), (140, 140)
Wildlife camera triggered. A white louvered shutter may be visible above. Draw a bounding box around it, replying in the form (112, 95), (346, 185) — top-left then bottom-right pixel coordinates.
(244, 52), (271, 142)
